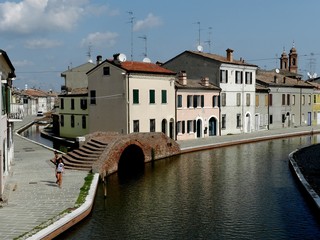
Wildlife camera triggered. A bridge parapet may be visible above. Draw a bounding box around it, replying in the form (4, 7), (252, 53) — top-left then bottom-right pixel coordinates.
(90, 132), (181, 177)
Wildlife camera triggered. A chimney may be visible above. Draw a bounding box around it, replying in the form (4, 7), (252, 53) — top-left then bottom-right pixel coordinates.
(202, 77), (209, 87)
(96, 55), (102, 65)
(226, 48), (234, 62)
(178, 71), (187, 86)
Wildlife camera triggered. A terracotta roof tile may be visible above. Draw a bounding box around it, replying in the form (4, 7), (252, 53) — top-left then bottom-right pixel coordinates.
(119, 61), (175, 74)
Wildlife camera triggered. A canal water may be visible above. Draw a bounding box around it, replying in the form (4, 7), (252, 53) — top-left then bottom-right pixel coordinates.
(53, 135), (320, 240)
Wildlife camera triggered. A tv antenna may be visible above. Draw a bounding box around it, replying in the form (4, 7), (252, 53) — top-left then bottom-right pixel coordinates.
(127, 11), (134, 61)
(86, 42), (93, 63)
(205, 27), (213, 53)
(194, 21), (202, 51)
(139, 35), (151, 62)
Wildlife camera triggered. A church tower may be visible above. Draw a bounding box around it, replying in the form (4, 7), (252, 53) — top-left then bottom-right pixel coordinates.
(280, 48), (288, 71)
(289, 42), (298, 73)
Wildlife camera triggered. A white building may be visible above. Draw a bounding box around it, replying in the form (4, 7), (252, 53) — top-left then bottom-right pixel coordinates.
(87, 54), (176, 137)
(0, 49), (16, 199)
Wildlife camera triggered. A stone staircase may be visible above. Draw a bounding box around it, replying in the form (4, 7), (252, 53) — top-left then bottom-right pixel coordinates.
(61, 138), (108, 171)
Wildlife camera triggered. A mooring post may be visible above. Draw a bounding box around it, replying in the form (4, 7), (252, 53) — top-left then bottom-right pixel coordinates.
(102, 170), (107, 198)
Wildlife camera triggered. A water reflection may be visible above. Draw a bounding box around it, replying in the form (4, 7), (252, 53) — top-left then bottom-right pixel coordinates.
(20, 124), (73, 152)
(59, 135), (320, 240)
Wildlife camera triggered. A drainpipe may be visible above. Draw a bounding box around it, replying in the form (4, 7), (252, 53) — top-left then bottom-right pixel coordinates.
(267, 88), (270, 130)
(174, 87), (177, 141)
(127, 73), (130, 134)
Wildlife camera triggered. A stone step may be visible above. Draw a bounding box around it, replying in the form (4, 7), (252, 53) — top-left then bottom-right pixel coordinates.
(67, 152), (99, 162)
(72, 149), (101, 158)
(62, 154), (96, 165)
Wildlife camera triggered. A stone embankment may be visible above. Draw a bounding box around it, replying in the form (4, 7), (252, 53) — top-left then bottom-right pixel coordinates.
(289, 144), (320, 210)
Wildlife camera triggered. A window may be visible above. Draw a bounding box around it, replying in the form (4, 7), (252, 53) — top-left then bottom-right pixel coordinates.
(90, 90), (96, 105)
(236, 114), (241, 128)
(222, 114), (226, 129)
(282, 94), (285, 105)
(237, 93), (241, 106)
(150, 119), (155, 132)
(82, 115), (86, 129)
(60, 115), (64, 127)
(177, 121), (181, 134)
(235, 71), (242, 84)
(103, 67), (110, 75)
(265, 95), (268, 106)
(187, 120), (193, 133)
(302, 95), (305, 105)
(256, 95), (259, 107)
(133, 120), (139, 132)
(182, 121), (185, 134)
(60, 98), (64, 109)
(80, 98), (87, 110)
(71, 98), (75, 110)
(187, 95), (192, 108)
(282, 114), (286, 123)
(269, 94), (273, 106)
(245, 72), (252, 84)
(149, 89), (155, 104)
(201, 95), (204, 108)
(71, 115), (75, 128)
(220, 70), (228, 83)
(270, 114), (273, 124)
(314, 95), (317, 104)
(246, 93), (250, 106)
(221, 93), (226, 107)
(133, 89), (139, 104)
(213, 96), (218, 107)
(292, 95), (296, 105)
(177, 95), (182, 108)
(193, 95), (199, 108)
(308, 95), (311, 105)
(287, 94), (290, 105)
(162, 90), (167, 104)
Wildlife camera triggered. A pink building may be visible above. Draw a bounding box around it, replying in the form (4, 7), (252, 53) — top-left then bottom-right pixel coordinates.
(176, 71), (221, 140)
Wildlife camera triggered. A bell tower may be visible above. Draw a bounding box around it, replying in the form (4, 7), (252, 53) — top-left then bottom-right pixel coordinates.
(280, 48), (288, 71)
(289, 42), (298, 73)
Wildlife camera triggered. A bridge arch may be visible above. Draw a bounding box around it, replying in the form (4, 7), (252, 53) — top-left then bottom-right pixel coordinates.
(89, 132), (181, 177)
(118, 144), (145, 177)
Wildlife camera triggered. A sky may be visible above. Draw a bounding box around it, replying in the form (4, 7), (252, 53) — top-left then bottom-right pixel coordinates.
(2, 0), (320, 92)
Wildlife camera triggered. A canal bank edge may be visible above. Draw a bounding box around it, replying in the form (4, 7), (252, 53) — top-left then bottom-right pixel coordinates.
(26, 173), (99, 240)
(288, 150), (320, 211)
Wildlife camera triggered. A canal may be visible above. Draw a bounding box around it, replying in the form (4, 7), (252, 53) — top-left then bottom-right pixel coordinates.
(22, 126), (320, 239)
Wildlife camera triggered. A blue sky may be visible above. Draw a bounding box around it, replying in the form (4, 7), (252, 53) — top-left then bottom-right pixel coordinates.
(2, 0), (320, 91)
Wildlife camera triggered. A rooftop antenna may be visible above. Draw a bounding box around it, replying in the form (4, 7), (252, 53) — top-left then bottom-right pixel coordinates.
(194, 21), (202, 52)
(128, 11), (134, 61)
(205, 27), (212, 53)
(87, 42), (93, 63)
(139, 35), (151, 62)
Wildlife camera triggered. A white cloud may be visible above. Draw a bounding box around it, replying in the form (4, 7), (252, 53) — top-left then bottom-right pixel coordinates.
(0, 0), (87, 35)
(12, 59), (34, 67)
(81, 32), (118, 48)
(133, 13), (162, 32)
(25, 38), (63, 49)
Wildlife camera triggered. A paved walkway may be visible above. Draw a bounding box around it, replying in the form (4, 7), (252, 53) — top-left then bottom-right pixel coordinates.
(0, 116), (87, 240)
(1, 116), (320, 239)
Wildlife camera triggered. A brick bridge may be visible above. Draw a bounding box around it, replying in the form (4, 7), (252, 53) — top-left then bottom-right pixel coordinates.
(61, 132), (181, 178)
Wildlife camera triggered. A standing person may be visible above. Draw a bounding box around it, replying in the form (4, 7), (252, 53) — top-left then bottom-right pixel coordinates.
(56, 157), (64, 188)
(53, 151), (59, 183)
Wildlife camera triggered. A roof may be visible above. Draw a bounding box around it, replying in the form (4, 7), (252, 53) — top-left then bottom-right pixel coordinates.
(0, 49), (15, 78)
(256, 70), (312, 88)
(87, 58), (176, 75)
(59, 87), (88, 96)
(119, 61), (176, 74)
(61, 62), (95, 76)
(164, 50), (258, 68)
(175, 78), (220, 91)
(21, 89), (49, 97)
